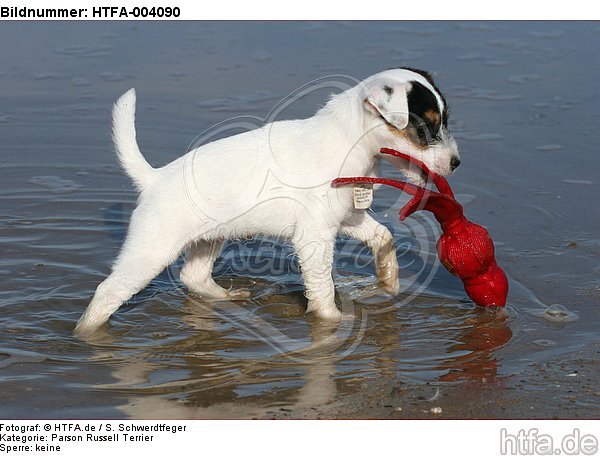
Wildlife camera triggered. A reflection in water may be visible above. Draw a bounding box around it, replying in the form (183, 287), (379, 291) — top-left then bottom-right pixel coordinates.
(439, 310), (512, 383)
(81, 287), (514, 418)
(89, 295), (345, 418)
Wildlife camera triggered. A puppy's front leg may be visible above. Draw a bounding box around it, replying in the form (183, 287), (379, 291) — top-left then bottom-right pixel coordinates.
(339, 214), (400, 295)
(292, 233), (341, 321)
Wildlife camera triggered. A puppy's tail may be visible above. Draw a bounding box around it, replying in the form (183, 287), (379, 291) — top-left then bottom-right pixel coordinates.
(112, 88), (155, 191)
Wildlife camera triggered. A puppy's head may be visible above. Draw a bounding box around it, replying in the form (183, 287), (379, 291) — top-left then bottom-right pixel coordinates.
(362, 68), (460, 182)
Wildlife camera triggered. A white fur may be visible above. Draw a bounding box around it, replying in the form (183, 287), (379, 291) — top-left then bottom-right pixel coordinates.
(75, 69), (459, 335)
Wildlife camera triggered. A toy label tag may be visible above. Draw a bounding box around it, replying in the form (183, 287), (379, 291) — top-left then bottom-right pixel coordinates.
(353, 185), (373, 209)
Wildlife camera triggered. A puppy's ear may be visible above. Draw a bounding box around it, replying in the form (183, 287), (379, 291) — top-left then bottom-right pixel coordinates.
(364, 82), (410, 131)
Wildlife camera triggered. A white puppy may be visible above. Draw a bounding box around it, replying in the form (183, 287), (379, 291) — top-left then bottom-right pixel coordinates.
(75, 67), (460, 335)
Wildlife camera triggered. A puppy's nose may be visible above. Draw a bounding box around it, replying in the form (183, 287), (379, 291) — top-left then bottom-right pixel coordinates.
(450, 156), (461, 171)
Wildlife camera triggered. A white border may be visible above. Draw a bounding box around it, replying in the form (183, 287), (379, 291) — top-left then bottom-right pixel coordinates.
(2, 0), (600, 20)
(1, 420), (599, 456)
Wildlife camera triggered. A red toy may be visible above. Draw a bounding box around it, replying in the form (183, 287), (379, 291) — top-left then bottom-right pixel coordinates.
(333, 147), (508, 308)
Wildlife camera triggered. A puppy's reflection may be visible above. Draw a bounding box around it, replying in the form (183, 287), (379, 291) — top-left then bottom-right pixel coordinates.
(85, 290), (513, 418)
(91, 292), (361, 418)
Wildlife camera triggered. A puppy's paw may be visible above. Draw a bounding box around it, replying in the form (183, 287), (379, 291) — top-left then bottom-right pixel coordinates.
(226, 289), (251, 300)
(307, 304), (343, 322)
(379, 272), (400, 295)
(377, 252), (400, 296)
(74, 313), (108, 338)
(384, 279), (400, 296)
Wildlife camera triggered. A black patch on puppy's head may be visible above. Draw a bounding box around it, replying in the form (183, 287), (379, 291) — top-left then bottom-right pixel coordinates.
(405, 81), (444, 147)
(397, 66), (449, 128)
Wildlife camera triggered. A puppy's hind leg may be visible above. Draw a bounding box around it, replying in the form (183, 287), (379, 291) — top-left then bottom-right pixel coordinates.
(75, 215), (187, 336)
(181, 240), (250, 300)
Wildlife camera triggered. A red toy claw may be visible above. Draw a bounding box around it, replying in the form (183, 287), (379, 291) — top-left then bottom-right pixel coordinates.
(333, 147), (508, 307)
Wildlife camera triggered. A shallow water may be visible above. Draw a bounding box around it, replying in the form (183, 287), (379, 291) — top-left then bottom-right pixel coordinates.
(0, 21), (599, 418)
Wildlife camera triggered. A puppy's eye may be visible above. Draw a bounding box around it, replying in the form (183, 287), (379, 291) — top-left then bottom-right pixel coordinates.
(415, 119), (443, 144)
(415, 122), (430, 141)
